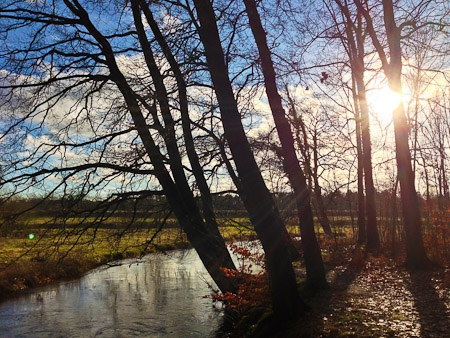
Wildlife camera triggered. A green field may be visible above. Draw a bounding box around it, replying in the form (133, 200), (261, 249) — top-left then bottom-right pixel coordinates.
(0, 212), (359, 299)
(0, 219), (260, 298)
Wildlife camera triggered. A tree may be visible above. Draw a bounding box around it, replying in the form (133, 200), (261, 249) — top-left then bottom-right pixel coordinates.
(350, 71), (367, 245)
(335, 0), (380, 249)
(0, 0), (237, 293)
(285, 89), (334, 237)
(242, 0), (328, 291)
(353, 0), (436, 268)
(132, 0), (227, 249)
(192, 0), (307, 317)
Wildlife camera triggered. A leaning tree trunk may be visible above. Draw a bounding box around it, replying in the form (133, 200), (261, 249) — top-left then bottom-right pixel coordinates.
(243, 0), (327, 291)
(131, 0), (237, 277)
(193, 0), (307, 318)
(115, 70), (238, 294)
(139, 1), (222, 239)
(66, 1), (238, 294)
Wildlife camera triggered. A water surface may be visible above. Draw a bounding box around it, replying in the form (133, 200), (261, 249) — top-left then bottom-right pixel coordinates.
(0, 249), (225, 337)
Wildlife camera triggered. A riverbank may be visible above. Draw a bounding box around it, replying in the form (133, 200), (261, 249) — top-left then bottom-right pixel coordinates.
(0, 247), (227, 337)
(0, 226), (257, 300)
(3, 228), (449, 337)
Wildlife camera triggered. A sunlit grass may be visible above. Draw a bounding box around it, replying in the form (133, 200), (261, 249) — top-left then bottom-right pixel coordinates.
(3, 212), (445, 299)
(0, 222), (259, 298)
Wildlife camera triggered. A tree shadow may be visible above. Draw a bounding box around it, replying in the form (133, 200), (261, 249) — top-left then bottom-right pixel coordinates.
(266, 261), (366, 338)
(406, 269), (450, 338)
(329, 261), (365, 292)
(219, 256), (367, 337)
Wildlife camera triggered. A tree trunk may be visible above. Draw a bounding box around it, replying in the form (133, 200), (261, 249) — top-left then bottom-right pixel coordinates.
(286, 92), (332, 236)
(421, 153), (431, 225)
(117, 78), (238, 293)
(351, 75), (366, 245)
(440, 147), (448, 199)
(243, 0), (327, 290)
(341, 5), (379, 249)
(354, 0), (430, 268)
(68, 1), (238, 293)
(139, 1), (223, 240)
(193, 0), (307, 317)
(381, 0), (430, 269)
(391, 176), (399, 257)
(311, 133), (333, 236)
(354, 71), (380, 250)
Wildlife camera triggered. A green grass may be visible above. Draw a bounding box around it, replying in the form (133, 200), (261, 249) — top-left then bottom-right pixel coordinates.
(0, 213), (363, 300)
(0, 223), (257, 299)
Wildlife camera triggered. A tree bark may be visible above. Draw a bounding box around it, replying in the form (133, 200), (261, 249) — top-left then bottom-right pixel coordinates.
(138, 0), (223, 241)
(352, 48), (380, 250)
(243, 0), (328, 290)
(193, 0), (307, 317)
(383, 0), (430, 269)
(391, 176), (399, 256)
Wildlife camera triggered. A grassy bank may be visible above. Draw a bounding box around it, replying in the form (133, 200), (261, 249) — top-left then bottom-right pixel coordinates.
(0, 224), (257, 300)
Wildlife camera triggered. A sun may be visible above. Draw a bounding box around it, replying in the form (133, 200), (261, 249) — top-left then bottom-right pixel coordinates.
(366, 85), (403, 124)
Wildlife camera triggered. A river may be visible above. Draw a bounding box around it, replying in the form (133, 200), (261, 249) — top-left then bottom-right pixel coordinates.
(0, 248), (228, 337)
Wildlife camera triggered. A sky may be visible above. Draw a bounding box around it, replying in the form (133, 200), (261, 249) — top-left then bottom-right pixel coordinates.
(0, 0), (449, 202)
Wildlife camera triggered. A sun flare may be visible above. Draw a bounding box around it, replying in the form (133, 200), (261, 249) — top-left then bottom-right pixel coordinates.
(367, 86), (403, 124)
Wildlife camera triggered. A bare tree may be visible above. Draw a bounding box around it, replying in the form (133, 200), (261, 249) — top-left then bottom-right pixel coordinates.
(0, 0), (238, 293)
(192, 0), (307, 317)
(285, 90), (334, 237)
(351, 74), (367, 245)
(353, 0), (448, 268)
(335, 0), (380, 249)
(242, 0), (328, 291)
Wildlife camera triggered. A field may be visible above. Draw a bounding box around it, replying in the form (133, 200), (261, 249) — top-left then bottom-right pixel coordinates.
(1, 210), (447, 304)
(0, 211), (399, 300)
(0, 216), (259, 299)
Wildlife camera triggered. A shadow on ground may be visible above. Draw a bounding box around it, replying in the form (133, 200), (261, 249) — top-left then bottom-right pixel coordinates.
(407, 269), (450, 338)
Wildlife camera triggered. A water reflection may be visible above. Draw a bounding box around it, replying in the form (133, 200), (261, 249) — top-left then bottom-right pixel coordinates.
(0, 249), (224, 338)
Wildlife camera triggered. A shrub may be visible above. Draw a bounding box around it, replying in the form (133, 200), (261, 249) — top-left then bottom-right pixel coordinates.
(210, 243), (270, 311)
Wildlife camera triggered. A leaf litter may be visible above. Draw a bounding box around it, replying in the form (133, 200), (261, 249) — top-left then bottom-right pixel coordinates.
(274, 256), (449, 338)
